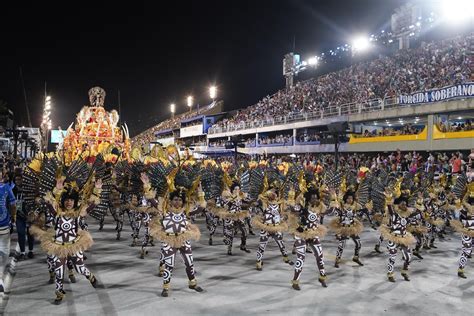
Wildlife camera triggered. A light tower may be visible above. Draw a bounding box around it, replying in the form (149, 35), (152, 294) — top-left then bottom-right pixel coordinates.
(41, 95), (52, 151)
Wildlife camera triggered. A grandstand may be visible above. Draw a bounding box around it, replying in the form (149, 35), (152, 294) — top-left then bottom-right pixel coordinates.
(132, 100), (223, 148)
(132, 33), (473, 155)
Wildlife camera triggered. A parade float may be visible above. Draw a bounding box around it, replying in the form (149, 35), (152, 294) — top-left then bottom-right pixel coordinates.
(60, 87), (131, 164)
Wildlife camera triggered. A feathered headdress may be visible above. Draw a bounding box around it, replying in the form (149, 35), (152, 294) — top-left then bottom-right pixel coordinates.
(143, 144), (204, 214)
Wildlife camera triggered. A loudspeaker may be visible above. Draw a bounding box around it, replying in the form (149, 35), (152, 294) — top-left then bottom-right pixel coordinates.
(231, 134), (244, 143)
(327, 121), (349, 133)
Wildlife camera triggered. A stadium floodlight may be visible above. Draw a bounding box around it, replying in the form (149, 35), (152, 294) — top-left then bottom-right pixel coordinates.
(42, 95), (52, 146)
(187, 95), (193, 108)
(308, 57), (318, 66)
(209, 86), (217, 100)
(170, 103), (175, 113)
(352, 36), (370, 52)
(441, 0), (473, 24)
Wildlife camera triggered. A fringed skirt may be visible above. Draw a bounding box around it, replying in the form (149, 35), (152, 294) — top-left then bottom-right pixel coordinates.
(329, 218), (363, 236)
(251, 217), (288, 233)
(149, 220), (201, 248)
(380, 225), (416, 247)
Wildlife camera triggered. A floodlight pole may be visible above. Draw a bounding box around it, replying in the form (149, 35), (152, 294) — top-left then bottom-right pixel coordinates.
(334, 133), (340, 171)
(45, 130), (49, 152)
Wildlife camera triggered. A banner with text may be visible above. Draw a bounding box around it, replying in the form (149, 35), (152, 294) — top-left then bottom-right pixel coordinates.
(398, 83), (474, 105)
(180, 124), (204, 138)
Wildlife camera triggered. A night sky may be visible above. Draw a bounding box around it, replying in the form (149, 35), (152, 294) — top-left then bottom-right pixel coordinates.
(0, 0), (406, 136)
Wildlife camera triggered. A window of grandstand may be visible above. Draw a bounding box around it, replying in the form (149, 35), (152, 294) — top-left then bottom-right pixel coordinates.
(437, 112), (474, 132)
(209, 135), (256, 148)
(295, 127), (329, 144)
(176, 135), (207, 147)
(258, 131), (293, 146)
(240, 135), (256, 147)
(208, 137), (227, 148)
(353, 116), (426, 137)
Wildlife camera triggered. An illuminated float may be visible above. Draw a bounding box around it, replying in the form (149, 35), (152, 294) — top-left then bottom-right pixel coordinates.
(60, 87), (131, 164)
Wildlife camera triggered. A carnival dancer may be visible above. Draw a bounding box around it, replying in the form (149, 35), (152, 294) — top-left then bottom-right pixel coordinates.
(252, 183), (294, 271)
(374, 188), (393, 254)
(25, 159), (80, 286)
(37, 176), (102, 304)
(109, 182), (128, 240)
(380, 194), (416, 282)
(143, 173), (205, 297)
(29, 199), (81, 285)
(450, 181), (474, 278)
(288, 187), (328, 290)
(407, 191), (429, 260)
(423, 189), (445, 250)
(133, 194), (156, 259)
(204, 209), (219, 245)
(373, 175), (401, 254)
(211, 181), (251, 255)
(329, 189), (369, 268)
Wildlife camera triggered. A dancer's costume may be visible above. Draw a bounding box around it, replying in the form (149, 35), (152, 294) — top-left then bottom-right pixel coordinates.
(450, 176), (474, 278)
(33, 205), (80, 285)
(129, 194), (157, 259)
(144, 147), (206, 297)
(213, 187), (251, 255)
(45, 180), (101, 303)
(204, 209), (220, 245)
(252, 181), (294, 271)
(127, 161), (151, 248)
(27, 153), (104, 304)
(423, 205), (443, 249)
(110, 160), (134, 241)
(407, 195), (429, 259)
(424, 178), (447, 249)
(370, 169), (401, 254)
(328, 172), (370, 268)
(26, 156), (89, 288)
(380, 193), (416, 282)
(288, 187), (328, 290)
(130, 162), (157, 256)
(200, 160), (227, 246)
(108, 183), (129, 240)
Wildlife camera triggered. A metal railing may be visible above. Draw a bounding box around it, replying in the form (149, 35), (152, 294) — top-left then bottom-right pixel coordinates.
(208, 98), (391, 134)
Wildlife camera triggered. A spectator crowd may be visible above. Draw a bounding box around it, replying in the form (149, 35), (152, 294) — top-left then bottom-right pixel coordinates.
(361, 124), (424, 137)
(438, 119), (473, 132)
(210, 35), (471, 133)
